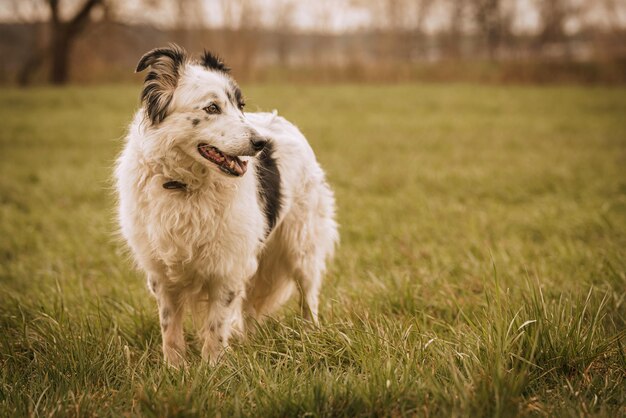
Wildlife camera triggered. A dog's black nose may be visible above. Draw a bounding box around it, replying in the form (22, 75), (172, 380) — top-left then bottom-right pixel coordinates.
(250, 136), (268, 152)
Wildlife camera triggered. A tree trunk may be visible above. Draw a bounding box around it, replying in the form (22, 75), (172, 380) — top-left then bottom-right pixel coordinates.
(43, 0), (102, 85)
(50, 25), (71, 85)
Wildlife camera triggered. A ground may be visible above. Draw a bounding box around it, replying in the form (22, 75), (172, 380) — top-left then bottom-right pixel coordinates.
(0, 84), (624, 417)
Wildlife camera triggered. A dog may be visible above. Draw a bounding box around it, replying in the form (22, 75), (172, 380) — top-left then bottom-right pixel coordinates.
(114, 44), (338, 366)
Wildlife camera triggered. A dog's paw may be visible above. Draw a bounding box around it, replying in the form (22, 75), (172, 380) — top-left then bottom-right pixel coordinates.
(163, 347), (187, 369)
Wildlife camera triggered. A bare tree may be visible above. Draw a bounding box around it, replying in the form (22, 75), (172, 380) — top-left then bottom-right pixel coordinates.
(11, 0), (105, 85)
(470, 0), (508, 59)
(12, 0), (177, 85)
(535, 0), (580, 56)
(347, 0), (434, 63)
(407, 0), (435, 60)
(413, 0), (435, 32)
(443, 0), (468, 59)
(170, 0), (206, 49)
(47, 0), (105, 84)
(7, 0), (49, 85)
(271, 0), (297, 65)
(216, 0), (261, 78)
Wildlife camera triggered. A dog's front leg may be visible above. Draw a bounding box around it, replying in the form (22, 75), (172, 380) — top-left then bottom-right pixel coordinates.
(201, 286), (244, 365)
(153, 278), (186, 367)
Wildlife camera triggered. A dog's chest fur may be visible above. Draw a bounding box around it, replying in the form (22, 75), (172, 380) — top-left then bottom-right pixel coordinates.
(138, 165), (267, 282)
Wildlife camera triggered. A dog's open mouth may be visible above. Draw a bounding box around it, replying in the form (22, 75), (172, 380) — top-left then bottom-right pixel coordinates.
(197, 144), (248, 177)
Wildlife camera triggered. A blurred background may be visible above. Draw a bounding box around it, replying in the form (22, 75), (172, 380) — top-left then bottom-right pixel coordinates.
(1, 0), (625, 86)
(1, 2), (625, 414)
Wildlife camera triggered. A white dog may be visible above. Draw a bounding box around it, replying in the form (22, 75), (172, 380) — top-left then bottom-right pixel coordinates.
(115, 44), (338, 366)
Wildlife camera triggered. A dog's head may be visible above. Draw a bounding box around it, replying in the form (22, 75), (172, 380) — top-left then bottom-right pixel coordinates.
(135, 44), (266, 177)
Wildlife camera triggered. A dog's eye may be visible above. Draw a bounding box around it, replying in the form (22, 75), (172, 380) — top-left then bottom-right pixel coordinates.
(238, 102), (245, 111)
(203, 103), (221, 114)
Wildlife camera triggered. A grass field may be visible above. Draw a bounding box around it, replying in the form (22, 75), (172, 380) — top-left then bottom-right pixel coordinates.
(0, 83), (624, 417)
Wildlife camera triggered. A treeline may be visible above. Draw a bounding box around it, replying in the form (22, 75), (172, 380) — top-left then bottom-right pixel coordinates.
(1, 0), (625, 85)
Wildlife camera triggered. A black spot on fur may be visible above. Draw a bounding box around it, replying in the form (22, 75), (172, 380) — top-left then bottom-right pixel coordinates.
(256, 141), (282, 237)
(192, 118), (200, 126)
(228, 82), (245, 109)
(200, 50), (230, 73)
(160, 307), (170, 331)
(225, 290), (236, 306)
(135, 44), (187, 125)
(233, 86), (244, 108)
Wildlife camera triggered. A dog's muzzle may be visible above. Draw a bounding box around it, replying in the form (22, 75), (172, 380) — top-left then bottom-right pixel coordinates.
(198, 144), (248, 176)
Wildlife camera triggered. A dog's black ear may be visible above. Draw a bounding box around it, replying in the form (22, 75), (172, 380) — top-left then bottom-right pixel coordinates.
(200, 50), (230, 73)
(135, 44), (187, 125)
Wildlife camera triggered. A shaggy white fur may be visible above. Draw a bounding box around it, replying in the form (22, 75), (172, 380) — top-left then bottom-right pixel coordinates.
(114, 45), (338, 366)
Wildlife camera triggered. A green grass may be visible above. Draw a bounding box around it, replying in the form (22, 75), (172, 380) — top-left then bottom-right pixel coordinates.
(0, 83), (624, 417)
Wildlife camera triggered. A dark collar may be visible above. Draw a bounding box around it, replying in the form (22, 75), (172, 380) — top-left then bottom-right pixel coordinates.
(163, 180), (187, 190)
